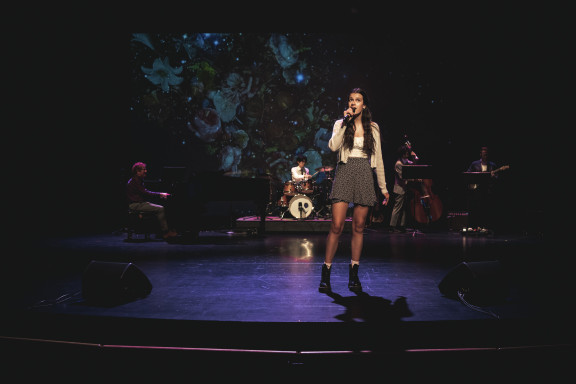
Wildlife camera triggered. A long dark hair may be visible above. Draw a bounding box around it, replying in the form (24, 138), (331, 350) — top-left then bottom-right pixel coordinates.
(342, 88), (375, 157)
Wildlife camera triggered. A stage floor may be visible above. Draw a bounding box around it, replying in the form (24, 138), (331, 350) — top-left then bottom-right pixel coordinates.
(1, 225), (568, 379)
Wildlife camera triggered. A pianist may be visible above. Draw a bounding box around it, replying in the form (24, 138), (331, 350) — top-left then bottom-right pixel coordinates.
(126, 162), (178, 240)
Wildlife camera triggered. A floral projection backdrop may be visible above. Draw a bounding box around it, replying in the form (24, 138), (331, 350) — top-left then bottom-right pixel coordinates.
(129, 32), (411, 184)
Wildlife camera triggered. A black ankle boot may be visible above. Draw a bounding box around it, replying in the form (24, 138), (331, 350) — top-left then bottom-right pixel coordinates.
(319, 264), (331, 292)
(348, 264), (362, 292)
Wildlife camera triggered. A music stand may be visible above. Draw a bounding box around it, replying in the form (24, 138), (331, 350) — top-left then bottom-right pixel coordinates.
(461, 172), (492, 187)
(462, 171), (494, 230)
(401, 165), (434, 180)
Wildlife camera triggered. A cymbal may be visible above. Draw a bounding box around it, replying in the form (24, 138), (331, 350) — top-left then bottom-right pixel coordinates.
(257, 174), (282, 182)
(316, 166), (334, 172)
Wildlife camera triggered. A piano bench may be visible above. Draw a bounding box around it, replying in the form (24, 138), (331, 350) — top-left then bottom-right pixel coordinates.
(125, 210), (159, 241)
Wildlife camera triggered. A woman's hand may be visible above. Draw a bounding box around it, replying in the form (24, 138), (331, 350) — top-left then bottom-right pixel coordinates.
(382, 192), (390, 206)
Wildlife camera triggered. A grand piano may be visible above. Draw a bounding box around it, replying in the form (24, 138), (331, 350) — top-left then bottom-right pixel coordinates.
(154, 168), (272, 238)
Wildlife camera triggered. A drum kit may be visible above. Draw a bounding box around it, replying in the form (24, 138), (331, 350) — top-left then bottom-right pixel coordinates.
(276, 166), (335, 219)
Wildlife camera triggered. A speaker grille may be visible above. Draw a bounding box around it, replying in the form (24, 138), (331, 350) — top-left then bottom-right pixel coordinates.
(82, 260), (152, 305)
(438, 261), (508, 305)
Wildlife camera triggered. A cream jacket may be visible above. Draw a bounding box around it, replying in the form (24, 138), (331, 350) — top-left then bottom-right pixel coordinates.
(328, 119), (388, 196)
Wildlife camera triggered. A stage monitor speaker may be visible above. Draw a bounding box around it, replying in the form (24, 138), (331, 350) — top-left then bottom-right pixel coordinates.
(82, 260), (153, 305)
(438, 261), (509, 305)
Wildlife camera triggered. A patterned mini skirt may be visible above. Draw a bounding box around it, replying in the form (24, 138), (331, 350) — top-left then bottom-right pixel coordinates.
(329, 157), (377, 207)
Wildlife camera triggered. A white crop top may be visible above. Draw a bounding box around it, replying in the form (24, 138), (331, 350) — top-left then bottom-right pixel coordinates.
(349, 137), (368, 158)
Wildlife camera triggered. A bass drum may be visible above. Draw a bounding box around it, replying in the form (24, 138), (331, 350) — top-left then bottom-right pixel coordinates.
(288, 194), (314, 219)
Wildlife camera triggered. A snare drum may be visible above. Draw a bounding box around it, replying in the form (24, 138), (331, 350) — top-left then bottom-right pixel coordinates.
(283, 180), (297, 196)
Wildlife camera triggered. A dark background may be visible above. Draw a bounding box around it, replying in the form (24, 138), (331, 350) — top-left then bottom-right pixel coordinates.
(14, 5), (548, 237)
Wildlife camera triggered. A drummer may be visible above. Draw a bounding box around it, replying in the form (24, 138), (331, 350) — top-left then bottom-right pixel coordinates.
(291, 155), (312, 183)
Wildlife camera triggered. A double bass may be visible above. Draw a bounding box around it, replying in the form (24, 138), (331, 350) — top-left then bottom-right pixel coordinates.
(403, 136), (443, 225)
(410, 178), (443, 224)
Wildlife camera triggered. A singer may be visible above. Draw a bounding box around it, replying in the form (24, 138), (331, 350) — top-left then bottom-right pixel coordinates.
(319, 88), (389, 293)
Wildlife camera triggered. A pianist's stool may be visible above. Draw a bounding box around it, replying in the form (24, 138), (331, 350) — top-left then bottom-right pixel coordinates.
(125, 209), (159, 241)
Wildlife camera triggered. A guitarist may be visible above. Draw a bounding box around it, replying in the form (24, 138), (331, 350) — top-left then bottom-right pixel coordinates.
(466, 146), (507, 231)
(467, 146), (498, 176)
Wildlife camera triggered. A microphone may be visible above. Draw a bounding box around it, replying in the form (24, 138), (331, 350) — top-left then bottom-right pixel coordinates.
(343, 107), (356, 124)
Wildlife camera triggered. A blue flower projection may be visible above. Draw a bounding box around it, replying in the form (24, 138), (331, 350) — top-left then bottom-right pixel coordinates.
(141, 57), (184, 93)
(130, 33), (355, 183)
(129, 32), (440, 183)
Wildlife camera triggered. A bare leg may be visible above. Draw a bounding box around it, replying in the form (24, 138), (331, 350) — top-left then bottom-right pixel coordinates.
(324, 202), (349, 264)
(350, 205), (370, 262)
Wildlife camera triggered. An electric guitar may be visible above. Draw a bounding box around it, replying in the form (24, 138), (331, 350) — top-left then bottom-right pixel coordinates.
(468, 165), (510, 190)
